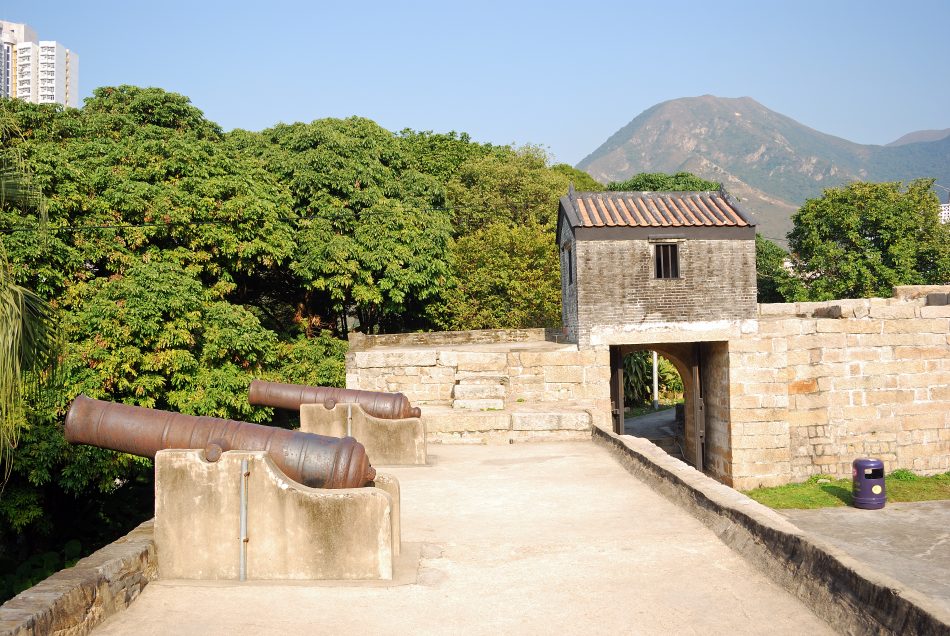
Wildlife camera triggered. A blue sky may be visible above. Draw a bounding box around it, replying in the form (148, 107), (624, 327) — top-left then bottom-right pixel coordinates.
(7, 1), (950, 165)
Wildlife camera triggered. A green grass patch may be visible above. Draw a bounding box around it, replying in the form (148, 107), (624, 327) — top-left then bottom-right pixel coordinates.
(742, 470), (950, 509)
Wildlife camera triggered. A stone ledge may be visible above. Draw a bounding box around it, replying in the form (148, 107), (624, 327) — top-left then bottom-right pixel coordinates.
(591, 426), (950, 635)
(348, 328), (559, 351)
(893, 285), (950, 301)
(0, 520), (156, 636)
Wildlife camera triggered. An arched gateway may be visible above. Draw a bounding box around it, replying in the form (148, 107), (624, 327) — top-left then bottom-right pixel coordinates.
(557, 186), (757, 480)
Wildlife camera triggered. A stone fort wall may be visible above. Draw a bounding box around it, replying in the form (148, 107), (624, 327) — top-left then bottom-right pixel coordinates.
(347, 287), (950, 490)
(730, 288), (950, 488)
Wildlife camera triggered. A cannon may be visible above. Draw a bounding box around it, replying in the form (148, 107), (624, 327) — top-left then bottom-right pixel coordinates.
(65, 395), (376, 489)
(248, 380), (422, 420)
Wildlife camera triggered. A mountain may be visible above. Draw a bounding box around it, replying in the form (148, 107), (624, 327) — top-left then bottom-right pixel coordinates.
(576, 96), (950, 242)
(887, 128), (950, 147)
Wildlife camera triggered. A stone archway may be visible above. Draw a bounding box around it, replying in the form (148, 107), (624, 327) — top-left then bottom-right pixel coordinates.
(610, 341), (732, 478)
(618, 344), (701, 469)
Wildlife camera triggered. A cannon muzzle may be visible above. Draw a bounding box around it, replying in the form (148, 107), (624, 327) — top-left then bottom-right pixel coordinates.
(248, 380), (422, 420)
(65, 395), (376, 488)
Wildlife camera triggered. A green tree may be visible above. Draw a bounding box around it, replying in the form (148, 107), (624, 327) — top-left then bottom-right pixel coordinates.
(622, 352), (682, 406)
(258, 118), (453, 334)
(550, 164), (604, 192)
(397, 129), (496, 183)
(61, 260), (277, 420)
(788, 180), (950, 300)
(438, 151), (601, 330)
(754, 234), (803, 302)
(439, 221), (561, 330)
(446, 145), (568, 235)
(0, 88), (296, 302)
(607, 172), (720, 192)
(270, 332), (348, 389)
(0, 156), (59, 477)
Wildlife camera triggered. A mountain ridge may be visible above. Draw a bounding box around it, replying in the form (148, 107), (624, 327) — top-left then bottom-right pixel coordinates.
(887, 128), (950, 147)
(576, 96), (950, 242)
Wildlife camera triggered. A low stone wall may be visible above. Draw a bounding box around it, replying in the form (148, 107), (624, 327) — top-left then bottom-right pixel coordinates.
(348, 328), (560, 351)
(347, 332), (614, 443)
(0, 521), (156, 636)
(594, 426), (950, 635)
(347, 342), (612, 437)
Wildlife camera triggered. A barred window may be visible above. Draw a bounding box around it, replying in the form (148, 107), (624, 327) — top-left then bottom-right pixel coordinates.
(654, 243), (679, 279)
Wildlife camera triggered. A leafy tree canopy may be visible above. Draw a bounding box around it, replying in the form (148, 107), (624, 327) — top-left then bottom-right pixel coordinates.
(787, 179), (950, 300)
(439, 221), (561, 330)
(754, 234), (803, 303)
(550, 164), (604, 192)
(607, 171), (720, 192)
(446, 145), (570, 234)
(252, 117), (454, 334)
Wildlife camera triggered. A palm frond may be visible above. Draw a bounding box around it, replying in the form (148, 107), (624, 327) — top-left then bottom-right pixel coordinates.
(0, 158), (58, 481)
(0, 158), (47, 219)
(0, 267), (60, 476)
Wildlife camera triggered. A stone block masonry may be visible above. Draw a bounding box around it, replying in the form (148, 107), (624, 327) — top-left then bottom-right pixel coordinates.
(733, 287), (950, 488)
(347, 286), (950, 490)
(346, 330), (611, 443)
(0, 521), (155, 636)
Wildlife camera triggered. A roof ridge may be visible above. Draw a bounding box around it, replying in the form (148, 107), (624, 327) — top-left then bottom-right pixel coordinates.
(563, 189), (756, 230)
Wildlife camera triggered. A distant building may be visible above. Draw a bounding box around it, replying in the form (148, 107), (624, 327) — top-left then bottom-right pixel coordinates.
(0, 20), (78, 107)
(940, 203), (950, 225)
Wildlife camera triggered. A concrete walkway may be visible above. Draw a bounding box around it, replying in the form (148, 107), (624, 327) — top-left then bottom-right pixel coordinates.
(781, 500), (950, 614)
(624, 409), (683, 460)
(95, 442), (832, 635)
(624, 408), (677, 439)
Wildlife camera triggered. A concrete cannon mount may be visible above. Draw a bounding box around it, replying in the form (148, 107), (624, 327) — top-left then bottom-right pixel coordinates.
(300, 403), (427, 465)
(155, 450), (400, 581)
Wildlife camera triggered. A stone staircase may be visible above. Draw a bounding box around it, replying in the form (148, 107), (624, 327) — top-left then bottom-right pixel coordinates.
(450, 350), (510, 410)
(452, 376), (506, 410)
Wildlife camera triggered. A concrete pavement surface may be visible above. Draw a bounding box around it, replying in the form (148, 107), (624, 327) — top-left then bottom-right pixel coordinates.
(624, 408), (677, 439)
(781, 500), (950, 614)
(95, 442), (832, 635)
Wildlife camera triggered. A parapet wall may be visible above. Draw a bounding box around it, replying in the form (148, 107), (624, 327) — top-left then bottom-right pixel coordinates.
(348, 342), (609, 409)
(348, 328), (561, 352)
(346, 340), (611, 443)
(732, 288), (950, 487)
(0, 521), (155, 636)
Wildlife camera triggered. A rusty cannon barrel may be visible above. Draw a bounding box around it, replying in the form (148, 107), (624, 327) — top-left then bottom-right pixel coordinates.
(65, 395), (375, 488)
(248, 380), (422, 420)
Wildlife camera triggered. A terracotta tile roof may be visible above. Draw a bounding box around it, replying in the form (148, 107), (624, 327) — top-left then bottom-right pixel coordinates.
(563, 190), (753, 229)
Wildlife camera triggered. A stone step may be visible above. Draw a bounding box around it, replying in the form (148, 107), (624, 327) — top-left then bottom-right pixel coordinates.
(452, 398), (505, 410)
(647, 436), (685, 460)
(510, 411), (591, 431)
(453, 383), (506, 400)
(454, 372), (509, 384)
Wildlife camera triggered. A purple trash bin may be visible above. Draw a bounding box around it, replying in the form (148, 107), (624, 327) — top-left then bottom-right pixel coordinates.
(852, 458), (886, 509)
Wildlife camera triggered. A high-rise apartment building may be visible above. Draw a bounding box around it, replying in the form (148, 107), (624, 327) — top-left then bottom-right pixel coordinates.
(0, 20), (78, 107)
